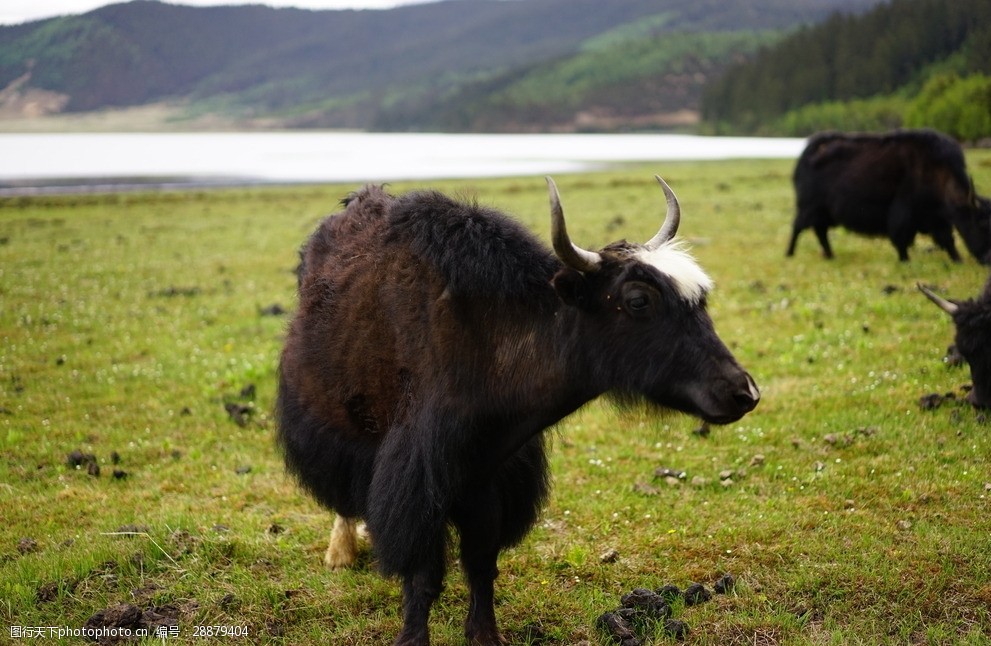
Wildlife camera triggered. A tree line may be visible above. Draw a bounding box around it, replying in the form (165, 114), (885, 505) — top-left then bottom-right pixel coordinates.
(701, 0), (991, 140)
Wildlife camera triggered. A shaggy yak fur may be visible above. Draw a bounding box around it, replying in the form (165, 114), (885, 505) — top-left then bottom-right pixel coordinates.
(920, 275), (991, 409)
(787, 129), (991, 263)
(276, 179), (759, 646)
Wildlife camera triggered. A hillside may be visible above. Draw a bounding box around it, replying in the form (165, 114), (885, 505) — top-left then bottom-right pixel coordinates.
(0, 0), (884, 132)
(375, 28), (775, 132)
(701, 0), (991, 139)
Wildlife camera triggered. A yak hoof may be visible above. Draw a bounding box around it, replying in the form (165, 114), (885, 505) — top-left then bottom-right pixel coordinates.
(466, 621), (507, 646)
(324, 543), (356, 569)
(466, 631), (507, 646)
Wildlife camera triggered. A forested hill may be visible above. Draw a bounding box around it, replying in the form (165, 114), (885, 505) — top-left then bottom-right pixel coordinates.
(0, 0), (882, 132)
(702, 0), (991, 139)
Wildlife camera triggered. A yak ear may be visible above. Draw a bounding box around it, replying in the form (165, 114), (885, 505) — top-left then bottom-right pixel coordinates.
(552, 268), (590, 308)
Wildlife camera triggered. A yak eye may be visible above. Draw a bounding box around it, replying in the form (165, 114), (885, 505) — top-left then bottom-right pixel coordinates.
(621, 283), (656, 316)
(627, 293), (649, 310)
(620, 281), (661, 317)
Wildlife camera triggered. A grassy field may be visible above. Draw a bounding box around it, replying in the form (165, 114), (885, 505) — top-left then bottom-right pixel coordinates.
(1, 155), (990, 645)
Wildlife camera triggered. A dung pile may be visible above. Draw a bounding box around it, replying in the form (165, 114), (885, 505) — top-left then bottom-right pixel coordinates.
(596, 574), (735, 644)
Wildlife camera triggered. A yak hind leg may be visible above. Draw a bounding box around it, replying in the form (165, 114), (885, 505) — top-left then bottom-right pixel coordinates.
(887, 200), (919, 262)
(324, 515), (366, 569)
(788, 202), (830, 259)
(813, 224), (834, 259)
(786, 222), (804, 257)
(789, 220), (835, 259)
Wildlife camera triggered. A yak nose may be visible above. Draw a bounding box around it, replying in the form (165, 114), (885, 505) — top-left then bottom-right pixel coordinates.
(734, 373), (760, 412)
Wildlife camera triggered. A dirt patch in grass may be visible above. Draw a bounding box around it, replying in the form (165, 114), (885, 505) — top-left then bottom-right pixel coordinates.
(84, 603), (181, 642)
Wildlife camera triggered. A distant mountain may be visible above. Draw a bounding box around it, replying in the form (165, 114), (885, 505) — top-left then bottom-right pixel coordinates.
(0, 0), (885, 131)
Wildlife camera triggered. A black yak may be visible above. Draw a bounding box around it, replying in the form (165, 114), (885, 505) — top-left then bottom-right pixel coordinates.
(787, 130), (991, 263)
(919, 278), (991, 409)
(276, 176), (760, 646)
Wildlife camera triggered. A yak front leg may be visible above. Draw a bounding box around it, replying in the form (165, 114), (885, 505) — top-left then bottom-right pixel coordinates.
(457, 435), (548, 646)
(453, 491), (509, 646)
(367, 421), (456, 646)
(929, 219), (962, 263)
(460, 537), (504, 646)
(392, 537), (447, 646)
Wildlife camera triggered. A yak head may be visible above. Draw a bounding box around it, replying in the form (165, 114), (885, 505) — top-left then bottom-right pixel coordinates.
(546, 176), (759, 425)
(919, 281), (991, 409)
(952, 183), (991, 265)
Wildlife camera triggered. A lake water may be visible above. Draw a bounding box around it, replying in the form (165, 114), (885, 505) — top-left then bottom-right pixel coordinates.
(0, 132), (805, 194)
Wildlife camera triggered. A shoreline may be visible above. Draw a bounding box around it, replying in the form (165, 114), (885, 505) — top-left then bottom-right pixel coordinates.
(0, 175), (285, 197)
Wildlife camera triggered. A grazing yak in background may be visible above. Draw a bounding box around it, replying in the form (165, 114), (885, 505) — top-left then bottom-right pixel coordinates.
(919, 278), (991, 409)
(787, 129), (991, 263)
(277, 176), (760, 646)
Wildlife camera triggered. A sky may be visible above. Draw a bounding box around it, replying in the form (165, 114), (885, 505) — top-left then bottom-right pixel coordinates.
(0, 0), (436, 25)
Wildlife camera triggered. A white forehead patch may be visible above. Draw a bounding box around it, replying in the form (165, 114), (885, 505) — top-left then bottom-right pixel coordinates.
(634, 239), (713, 304)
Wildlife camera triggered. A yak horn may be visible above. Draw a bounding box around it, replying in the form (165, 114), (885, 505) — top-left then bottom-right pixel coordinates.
(547, 176), (601, 273)
(917, 282), (959, 315)
(644, 175), (681, 251)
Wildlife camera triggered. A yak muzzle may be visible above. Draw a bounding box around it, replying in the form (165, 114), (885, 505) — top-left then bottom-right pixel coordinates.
(736, 372), (761, 412)
(697, 368), (760, 425)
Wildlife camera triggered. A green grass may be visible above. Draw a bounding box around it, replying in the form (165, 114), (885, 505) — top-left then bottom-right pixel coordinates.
(2, 155), (990, 645)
